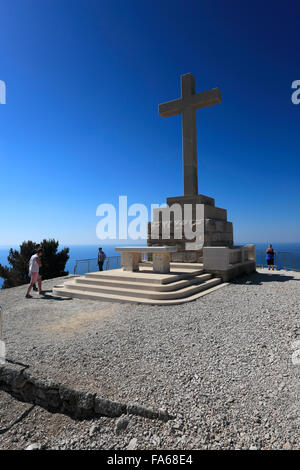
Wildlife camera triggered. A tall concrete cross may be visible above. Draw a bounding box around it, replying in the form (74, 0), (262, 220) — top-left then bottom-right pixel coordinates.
(159, 73), (221, 197)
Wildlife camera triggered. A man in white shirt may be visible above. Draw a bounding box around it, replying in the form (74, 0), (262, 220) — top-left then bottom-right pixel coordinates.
(26, 249), (44, 298)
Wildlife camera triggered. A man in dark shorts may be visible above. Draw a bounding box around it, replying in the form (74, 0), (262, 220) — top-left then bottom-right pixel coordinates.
(98, 247), (106, 271)
(266, 244), (275, 270)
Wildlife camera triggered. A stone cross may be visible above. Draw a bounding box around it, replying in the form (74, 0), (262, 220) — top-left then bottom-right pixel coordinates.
(159, 73), (221, 197)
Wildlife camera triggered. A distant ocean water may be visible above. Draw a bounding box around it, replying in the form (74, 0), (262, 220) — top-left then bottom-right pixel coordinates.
(0, 244), (119, 288)
(0, 242), (299, 289)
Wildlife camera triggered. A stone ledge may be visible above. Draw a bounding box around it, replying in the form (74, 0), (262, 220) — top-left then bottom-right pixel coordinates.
(0, 365), (174, 422)
(115, 246), (177, 253)
(166, 194), (215, 207)
(152, 205), (228, 222)
(205, 261), (256, 282)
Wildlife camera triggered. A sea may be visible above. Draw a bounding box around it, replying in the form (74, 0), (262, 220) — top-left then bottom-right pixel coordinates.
(0, 242), (299, 289)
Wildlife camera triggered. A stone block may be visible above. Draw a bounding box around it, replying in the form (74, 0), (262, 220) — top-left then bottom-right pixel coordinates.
(245, 244), (256, 261)
(185, 240), (204, 251)
(205, 219), (233, 233)
(203, 247), (230, 270)
(171, 250), (200, 262)
(203, 246), (256, 281)
(152, 252), (171, 274)
(147, 193), (234, 262)
(206, 261), (256, 282)
(202, 205), (227, 221)
(121, 252), (140, 272)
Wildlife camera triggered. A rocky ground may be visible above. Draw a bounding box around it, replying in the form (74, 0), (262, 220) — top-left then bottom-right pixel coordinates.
(0, 269), (299, 450)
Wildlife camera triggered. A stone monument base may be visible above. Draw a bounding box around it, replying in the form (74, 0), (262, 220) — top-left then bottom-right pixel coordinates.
(203, 245), (256, 281)
(147, 194), (234, 263)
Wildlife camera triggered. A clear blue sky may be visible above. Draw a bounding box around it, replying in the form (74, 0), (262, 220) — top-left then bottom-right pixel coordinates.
(0, 0), (299, 246)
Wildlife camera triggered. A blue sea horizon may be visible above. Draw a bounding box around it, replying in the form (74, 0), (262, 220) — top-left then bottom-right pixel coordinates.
(0, 242), (300, 288)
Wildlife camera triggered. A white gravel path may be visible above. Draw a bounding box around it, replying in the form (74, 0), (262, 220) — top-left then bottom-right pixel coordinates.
(0, 268), (299, 450)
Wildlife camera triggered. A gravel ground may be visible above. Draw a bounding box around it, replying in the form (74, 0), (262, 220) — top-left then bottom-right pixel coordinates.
(0, 269), (299, 450)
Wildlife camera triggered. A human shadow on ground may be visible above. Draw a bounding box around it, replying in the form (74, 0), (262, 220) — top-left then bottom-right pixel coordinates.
(0, 405), (35, 435)
(231, 271), (300, 285)
(36, 292), (73, 301)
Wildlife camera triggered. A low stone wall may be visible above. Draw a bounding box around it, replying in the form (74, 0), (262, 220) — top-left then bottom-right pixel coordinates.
(205, 260), (256, 282)
(0, 364), (173, 422)
(203, 245), (256, 281)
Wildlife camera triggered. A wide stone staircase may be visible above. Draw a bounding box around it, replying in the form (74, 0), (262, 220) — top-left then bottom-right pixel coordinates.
(53, 262), (224, 305)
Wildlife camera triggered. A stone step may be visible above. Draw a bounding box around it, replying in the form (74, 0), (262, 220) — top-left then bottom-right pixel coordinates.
(170, 262), (204, 270)
(61, 276), (220, 300)
(74, 273), (212, 292)
(141, 261), (204, 270)
(53, 278), (225, 305)
(84, 267), (204, 285)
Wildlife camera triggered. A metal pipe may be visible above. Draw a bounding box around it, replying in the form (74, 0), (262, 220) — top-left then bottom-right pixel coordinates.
(0, 305), (5, 364)
(293, 254), (295, 271)
(73, 255), (122, 275)
(0, 306), (2, 344)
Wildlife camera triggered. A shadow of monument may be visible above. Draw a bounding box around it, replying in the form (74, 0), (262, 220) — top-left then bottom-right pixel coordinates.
(231, 271), (300, 285)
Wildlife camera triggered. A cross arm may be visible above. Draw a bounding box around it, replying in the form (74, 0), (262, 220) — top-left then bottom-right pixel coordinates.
(158, 87), (222, 118)
(192, 88), (222, 110)
(158, 98), (183, 118)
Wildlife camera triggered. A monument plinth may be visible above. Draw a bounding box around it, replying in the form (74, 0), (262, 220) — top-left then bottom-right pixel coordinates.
(147, 73), (233, 262)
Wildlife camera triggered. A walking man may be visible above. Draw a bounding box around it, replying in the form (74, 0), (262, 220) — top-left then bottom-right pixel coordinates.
(31, 244), (41, 291)
(26, 249), (44, 298)
(98, 247), (106, 271)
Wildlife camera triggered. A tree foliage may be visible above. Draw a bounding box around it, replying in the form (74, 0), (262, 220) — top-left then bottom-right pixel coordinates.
(0, 239), (69, 289)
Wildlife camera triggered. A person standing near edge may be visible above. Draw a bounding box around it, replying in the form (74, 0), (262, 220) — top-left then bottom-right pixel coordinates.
(26, 249), (44, 298)
(31, 244), (41, 291)
(98, 247), (106, 271)
(266, 244), (275, 271)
